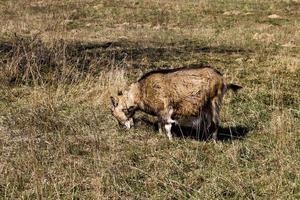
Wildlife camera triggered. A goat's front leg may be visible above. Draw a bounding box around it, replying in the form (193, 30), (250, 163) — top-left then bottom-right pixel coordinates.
(164, 123), (173, 140)
(165, 117), (179, 140)
(158, 120), (163, 134)
(160, 106), (177, 140)
(157, 118), (172, 140)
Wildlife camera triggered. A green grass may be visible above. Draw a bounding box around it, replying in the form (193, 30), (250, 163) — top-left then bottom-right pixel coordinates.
(0, 0), (299, 199)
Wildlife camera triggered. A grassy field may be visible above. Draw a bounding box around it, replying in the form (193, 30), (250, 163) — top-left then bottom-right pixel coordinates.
(0, 0), (299, 199)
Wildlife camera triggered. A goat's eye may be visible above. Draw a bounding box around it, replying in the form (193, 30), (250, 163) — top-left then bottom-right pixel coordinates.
(122, 109), (132, 117)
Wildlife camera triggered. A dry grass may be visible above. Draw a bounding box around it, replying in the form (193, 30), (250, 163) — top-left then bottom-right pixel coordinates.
(0, 0), (299, 199)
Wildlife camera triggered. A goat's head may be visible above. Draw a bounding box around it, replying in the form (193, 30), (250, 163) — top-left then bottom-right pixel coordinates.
(110, 90), (135, 129)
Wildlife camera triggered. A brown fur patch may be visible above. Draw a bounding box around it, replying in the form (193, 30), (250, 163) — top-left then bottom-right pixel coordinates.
(137, 67), (224, 118)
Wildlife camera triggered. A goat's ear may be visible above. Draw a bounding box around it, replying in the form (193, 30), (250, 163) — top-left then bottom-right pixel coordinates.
(117, 90), (123, 96)
(110, 96), (118, 107)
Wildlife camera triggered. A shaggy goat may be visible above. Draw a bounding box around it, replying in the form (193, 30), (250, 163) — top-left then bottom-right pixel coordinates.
(110, 66), (241, 140)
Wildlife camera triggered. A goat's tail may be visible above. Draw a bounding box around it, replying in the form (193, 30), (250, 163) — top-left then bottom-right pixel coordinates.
(226, 83), (242, 92)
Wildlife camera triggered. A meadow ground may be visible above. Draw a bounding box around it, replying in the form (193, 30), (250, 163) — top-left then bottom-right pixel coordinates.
(0, 0), (299, 199)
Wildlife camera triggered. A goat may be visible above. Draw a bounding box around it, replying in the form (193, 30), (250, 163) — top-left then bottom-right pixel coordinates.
(110, 66), (242, 140)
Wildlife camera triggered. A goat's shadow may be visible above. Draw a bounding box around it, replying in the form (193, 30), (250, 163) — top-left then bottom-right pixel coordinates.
(171, 124), (249, 141)
(135, 117), (249, 141)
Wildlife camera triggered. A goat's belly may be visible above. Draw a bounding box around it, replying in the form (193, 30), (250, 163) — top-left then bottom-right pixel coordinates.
(173, 107), (201, 118)
(173, 101), (203, 117)
(177, 117), (201, 127)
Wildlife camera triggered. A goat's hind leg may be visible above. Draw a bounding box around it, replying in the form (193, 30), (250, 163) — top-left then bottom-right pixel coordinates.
(211, 97), (221, 141)
(211, 124), (218, 142)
